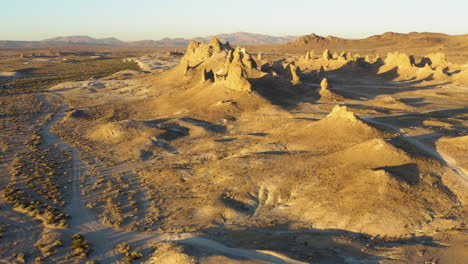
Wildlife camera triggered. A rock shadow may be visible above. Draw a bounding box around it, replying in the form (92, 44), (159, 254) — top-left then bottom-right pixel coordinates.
(373, 163), (420, 185)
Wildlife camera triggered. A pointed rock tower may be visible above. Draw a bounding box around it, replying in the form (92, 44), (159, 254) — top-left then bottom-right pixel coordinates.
(285, 64), (301, 84)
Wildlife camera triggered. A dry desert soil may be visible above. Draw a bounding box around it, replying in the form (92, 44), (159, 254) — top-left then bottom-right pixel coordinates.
(0, 32), (467, 264)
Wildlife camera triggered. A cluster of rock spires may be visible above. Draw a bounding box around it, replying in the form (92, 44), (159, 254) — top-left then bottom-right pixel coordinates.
(177, 36), (266, 92)
(297, 49), (379, 65)
(173, 36), (468, 97)
(177, 36), (313, 92)
(326, 105), (360, 122)
(324, 105), (378, 132)
(378, 51), (454, 79)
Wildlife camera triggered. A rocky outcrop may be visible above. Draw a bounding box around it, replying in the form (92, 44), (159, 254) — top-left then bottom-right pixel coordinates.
(384, 52), (414, 69)
(323, 49), (332, 60)
(214, 46), (256, 92)
(378, 51), (454, 81)
(176, 37), (263, 92)
(332, 52), (339, 59)
(241, 50), (257, 69)
(325, 105), (360, 123)
(223, 61), (252, 92)
(365, 55), (372, 63)
(337, 51), (347, 62)
(424, 53), (448, 68)
(320, 77), (328, 91)
(285, 63), (301, 84)
(182, 37), (232, 67)
(319, 78), (343, 101)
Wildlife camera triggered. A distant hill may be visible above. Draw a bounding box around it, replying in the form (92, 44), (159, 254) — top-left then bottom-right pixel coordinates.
(129, 38), (190, 47)
(0, 33), (299, 47)
(41, 35), (125, 46)
(196, 32), (298, 46)
(285, 32), (468, 49)
(281, 31), (468, 64)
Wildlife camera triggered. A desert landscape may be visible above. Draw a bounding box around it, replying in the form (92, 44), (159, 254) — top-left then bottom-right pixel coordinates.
(1, 2), (468, 263)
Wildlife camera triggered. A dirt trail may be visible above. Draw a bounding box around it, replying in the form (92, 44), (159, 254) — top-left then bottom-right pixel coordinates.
(39, 93), (308, 264)
(40, 95), (157, 262)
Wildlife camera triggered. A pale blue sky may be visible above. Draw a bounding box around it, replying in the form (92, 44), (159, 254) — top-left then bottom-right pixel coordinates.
(1, 0), (467, 41)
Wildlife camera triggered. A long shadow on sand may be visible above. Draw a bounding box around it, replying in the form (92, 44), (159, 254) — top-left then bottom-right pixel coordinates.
(249, 74), (319, 109)
(177, 224), (446, 264)
(317, 61), (453, 100)
(249, 59), (454, 109)
(91, 222), (447, 264)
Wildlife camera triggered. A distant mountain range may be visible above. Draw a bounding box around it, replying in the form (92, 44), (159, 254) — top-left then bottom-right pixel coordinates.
(0, 32), (299, 47)
(2, 32), (466, 53)
(285, 32), (468, 49)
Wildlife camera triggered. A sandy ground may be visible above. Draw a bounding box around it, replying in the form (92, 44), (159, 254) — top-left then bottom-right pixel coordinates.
(0, 41), (467, 263)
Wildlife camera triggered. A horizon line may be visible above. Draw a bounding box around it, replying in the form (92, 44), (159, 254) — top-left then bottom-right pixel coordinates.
(2, 30), (467, 43)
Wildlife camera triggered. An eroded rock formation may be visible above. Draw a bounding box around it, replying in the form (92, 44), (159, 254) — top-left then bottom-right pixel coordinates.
(285, 63), (301, 84)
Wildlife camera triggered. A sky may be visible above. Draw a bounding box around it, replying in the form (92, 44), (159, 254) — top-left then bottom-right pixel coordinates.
(1, 0), (467, 41)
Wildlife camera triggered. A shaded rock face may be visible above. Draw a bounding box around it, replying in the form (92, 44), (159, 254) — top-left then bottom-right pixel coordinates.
(318, 66), (326, 79)
(270, 61), (285, 75)
(202, 68), (215, 82)
(260, 62), (271, 73)
(67, 109), (88, 119)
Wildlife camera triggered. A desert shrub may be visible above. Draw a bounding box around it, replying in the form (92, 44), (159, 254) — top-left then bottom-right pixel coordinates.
(51, 239), (62, 247)
(115, 242), (131, 253)
(0, 59), (139, 93)
(71, 233), (92, 258)
(125, 250), (143, 260)
(33, 257), (44, 264)
(16, 253), (26, 263)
